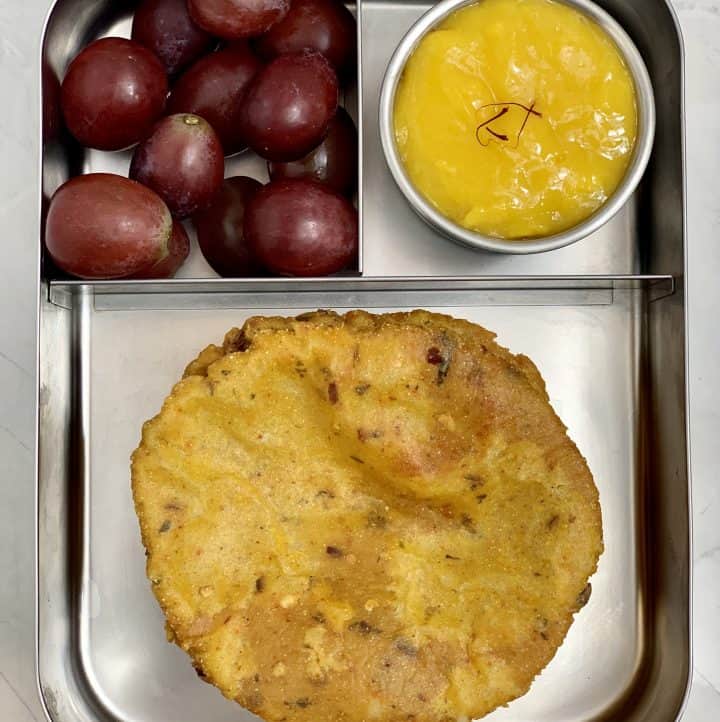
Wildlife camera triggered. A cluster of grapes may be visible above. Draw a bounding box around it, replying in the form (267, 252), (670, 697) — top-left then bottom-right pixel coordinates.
(45, 0), (359, 279)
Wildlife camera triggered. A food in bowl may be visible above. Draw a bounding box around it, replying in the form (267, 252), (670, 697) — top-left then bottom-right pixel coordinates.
(132, 310), (603, 722)
(393, 0), (639, 240)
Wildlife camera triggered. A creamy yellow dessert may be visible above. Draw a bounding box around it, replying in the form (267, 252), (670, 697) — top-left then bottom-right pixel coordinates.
(394, 0), (638, 239)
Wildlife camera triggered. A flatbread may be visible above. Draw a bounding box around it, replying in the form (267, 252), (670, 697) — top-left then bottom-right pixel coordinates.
(131, 310), (602, 722)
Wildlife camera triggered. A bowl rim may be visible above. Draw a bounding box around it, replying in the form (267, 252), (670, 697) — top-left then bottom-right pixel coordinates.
(378, 0), (657, 255)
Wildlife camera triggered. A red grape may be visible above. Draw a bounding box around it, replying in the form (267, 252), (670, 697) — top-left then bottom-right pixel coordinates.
(129, 114), (224, 219)
(132, 220), (190, 278)
(268, 106), (356, 195)
(167, 43), (261, 155)
(188, 0), (290, 39)
(244, 178), (357, 276)
(193, 176), (265, 276)
(239, 51), (338, 162)
(253, 0), (356, 77)
(45, 174), (172, 279)
(132, 0), (214, 77)
(60, 38), (167, 151)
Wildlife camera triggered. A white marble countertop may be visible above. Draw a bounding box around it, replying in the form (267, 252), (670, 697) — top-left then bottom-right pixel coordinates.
(1, 0), (718, 719)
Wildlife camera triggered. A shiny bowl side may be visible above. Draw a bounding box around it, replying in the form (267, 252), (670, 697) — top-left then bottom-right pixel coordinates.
(379, 0), (656, 254)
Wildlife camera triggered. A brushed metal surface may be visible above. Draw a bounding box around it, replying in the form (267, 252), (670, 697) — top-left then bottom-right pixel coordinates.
(378, 0), (656, 254)
(36, 0), (689, 720)
(37, 278), (689, 722)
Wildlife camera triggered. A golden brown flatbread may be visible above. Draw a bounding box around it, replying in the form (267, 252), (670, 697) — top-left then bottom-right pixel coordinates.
(131, 310), (602, 722)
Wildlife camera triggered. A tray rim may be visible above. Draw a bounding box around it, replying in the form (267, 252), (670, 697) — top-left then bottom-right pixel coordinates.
(34, 0), (692, 717)
(677, 0), (693, 715)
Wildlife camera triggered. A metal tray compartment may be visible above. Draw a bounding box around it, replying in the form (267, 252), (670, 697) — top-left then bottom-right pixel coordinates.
(359, 0), (685, 277)
(37, 0), (690, 720)
(37, 277), (689, 722)
(40, 0), (362, 278)
(40, 0), (685, 280)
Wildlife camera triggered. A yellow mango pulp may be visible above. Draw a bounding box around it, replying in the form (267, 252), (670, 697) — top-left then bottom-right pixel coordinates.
(393, 0), (638, 239)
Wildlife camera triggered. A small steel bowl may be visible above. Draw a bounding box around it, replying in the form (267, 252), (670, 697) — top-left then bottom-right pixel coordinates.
(379, 0), (656, 254)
